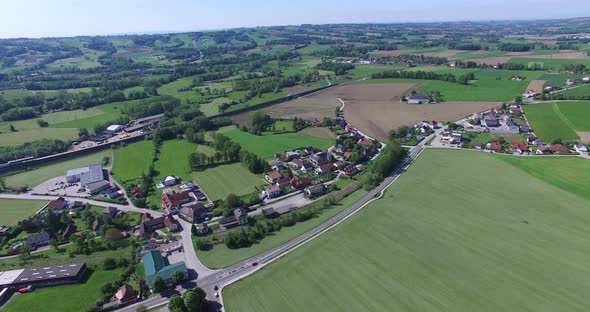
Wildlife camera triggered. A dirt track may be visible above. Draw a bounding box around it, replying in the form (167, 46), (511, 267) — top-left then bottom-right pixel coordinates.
(577, 131), (590, 144)
(526, 80), (547, 93)
(309, 84), (499, 141)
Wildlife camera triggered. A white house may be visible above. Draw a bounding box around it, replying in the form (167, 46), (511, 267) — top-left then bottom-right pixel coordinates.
(575, 144), (588, 154)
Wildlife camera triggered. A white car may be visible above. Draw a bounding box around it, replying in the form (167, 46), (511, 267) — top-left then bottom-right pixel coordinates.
(215, 292), (219, 298)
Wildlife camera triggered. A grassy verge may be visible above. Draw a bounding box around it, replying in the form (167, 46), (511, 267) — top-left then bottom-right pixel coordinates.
(196, 188), (368, 268)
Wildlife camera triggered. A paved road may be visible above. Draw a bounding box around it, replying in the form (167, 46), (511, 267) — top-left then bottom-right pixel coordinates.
(119, 131), (435, 312)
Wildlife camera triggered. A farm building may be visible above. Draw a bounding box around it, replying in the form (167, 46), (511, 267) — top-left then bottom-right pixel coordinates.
(0, 263), (87, 289)
(407, 94), (432, 104)
(105, 125), (125, 134)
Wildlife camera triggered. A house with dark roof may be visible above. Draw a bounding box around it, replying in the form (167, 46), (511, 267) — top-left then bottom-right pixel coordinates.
(26, 232), (50, 247)
(299, 161), (314, 173)
(262, 207), (279, 218)
(139, 214), (179, 238)
(103, 206), (120, 218)
(142, 251), (188, 288)
(482, 119), (499, 127)
(407, 94), (432, 104)
(305, 184), (325, 198)
(310, 151), (331, 166)
(179, 203), (207, 223)
(62, 224), (78, 239)
(234, 208), (248, 225)
(343, 165), (360, 176)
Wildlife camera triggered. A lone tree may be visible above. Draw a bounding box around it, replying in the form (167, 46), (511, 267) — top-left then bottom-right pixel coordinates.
(183, 288), (208, 312)
(172, 270), (185, 286)
(152, 276), (165, 293)
(168, 294), (186, 312)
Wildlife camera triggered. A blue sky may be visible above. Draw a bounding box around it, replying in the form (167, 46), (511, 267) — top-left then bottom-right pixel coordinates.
(0, 0), (588, 38)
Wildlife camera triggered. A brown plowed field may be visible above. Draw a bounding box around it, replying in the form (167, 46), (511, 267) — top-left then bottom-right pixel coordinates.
(577, 131), (590, 144)
(466, 50), (590, 65)
(526, 80), (547, 93)
(308, 84), (500, 141)
(525, 51), (590, 59)
(230, 98), (342, 127)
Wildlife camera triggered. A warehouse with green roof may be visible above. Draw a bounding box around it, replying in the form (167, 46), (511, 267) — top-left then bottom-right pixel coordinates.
(142, 250), (188, 288)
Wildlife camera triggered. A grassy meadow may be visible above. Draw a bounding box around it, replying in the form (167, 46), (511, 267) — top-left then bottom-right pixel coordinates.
(0, 199), (46, 226)
(523, 101), (590, 142)
(218, 126), (334, 159)
(192, 162), (263, 200)
(224, 149), (590, 312)
(112, 140), (155, 183)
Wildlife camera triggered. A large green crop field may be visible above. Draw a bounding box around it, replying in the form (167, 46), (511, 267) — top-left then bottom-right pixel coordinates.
(3, 150), (110, 189)
(192, 162), (263, 200)
(218, 126), (334, 159)
(0, 199), (46, 226)
(224, 149), (590, 312)
(508, 58), (590, 70)
(112, 140), (155, 183)
(496, 155), (590, 201)
(2, 269), (122, 312)
(523, 101), (590, 142)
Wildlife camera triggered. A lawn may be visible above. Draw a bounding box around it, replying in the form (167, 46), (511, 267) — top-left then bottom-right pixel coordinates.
(0, 128), (79, 146)
(357, 78), (527, 102)
(553, 101), (590, 131)
(2, 269), (122, 312)
(3, 150), (111, 189)
(154, 140), (196, 181)
(224, 149), (590, 312)
(112, 140), (155, 183)
(0, 199), (45, 226)
(463, 132), (526, 148)
(191, 163), (263, 200)
(540, 73), (586, 87)
(196, 188), (368, 268)
(522, 102), (582, 142)
(496, 155), (590, 201)
(218, 126), (334, 159)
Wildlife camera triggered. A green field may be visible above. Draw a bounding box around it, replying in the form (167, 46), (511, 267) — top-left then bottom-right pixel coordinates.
(508, 58), (590, 70)
(539, 73), (586, 87)
(197, 188), (368, 268)
(218, 126), (334, 159)
(2, 269), (121, 312)
(153, 140), (196, 181)
(192, 162), (263, 200)
(463, 132), (526, 148)
(497, 156), (590, 201)
(112, 140), (155, 183)
(523, 102), (590, 142)
(557, 85), (590, 99)
(448, 50), (506, 61)
(0, 199), (45, 226)
(358, 77), (528, 102)
(224, 149), (590, 312)
(3, 150), (110, 189)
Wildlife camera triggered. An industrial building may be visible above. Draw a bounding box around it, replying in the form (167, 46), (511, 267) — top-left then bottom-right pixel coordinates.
(65, 164), (111, 194)
(0, 263), (87, 289)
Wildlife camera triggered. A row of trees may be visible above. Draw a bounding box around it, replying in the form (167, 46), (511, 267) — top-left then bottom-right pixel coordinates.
(372, 70), (459, 83)
(0, 139), (70, 168)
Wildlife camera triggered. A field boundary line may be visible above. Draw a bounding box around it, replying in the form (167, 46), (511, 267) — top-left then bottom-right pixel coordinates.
(552, 102), (578, 131)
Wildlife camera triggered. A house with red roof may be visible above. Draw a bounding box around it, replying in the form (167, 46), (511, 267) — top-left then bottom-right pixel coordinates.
(358, 139), (374, 146)
(290, 176), (311, 190)
(511, 140), (529, 154)
(265, 170), (283, 183)
(315, 163), (334, 175)
(275, 176), (291, 187)
(162, 190), (192, 211)
(263, 185), (281, 199)
(487, 142), (503, 152)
